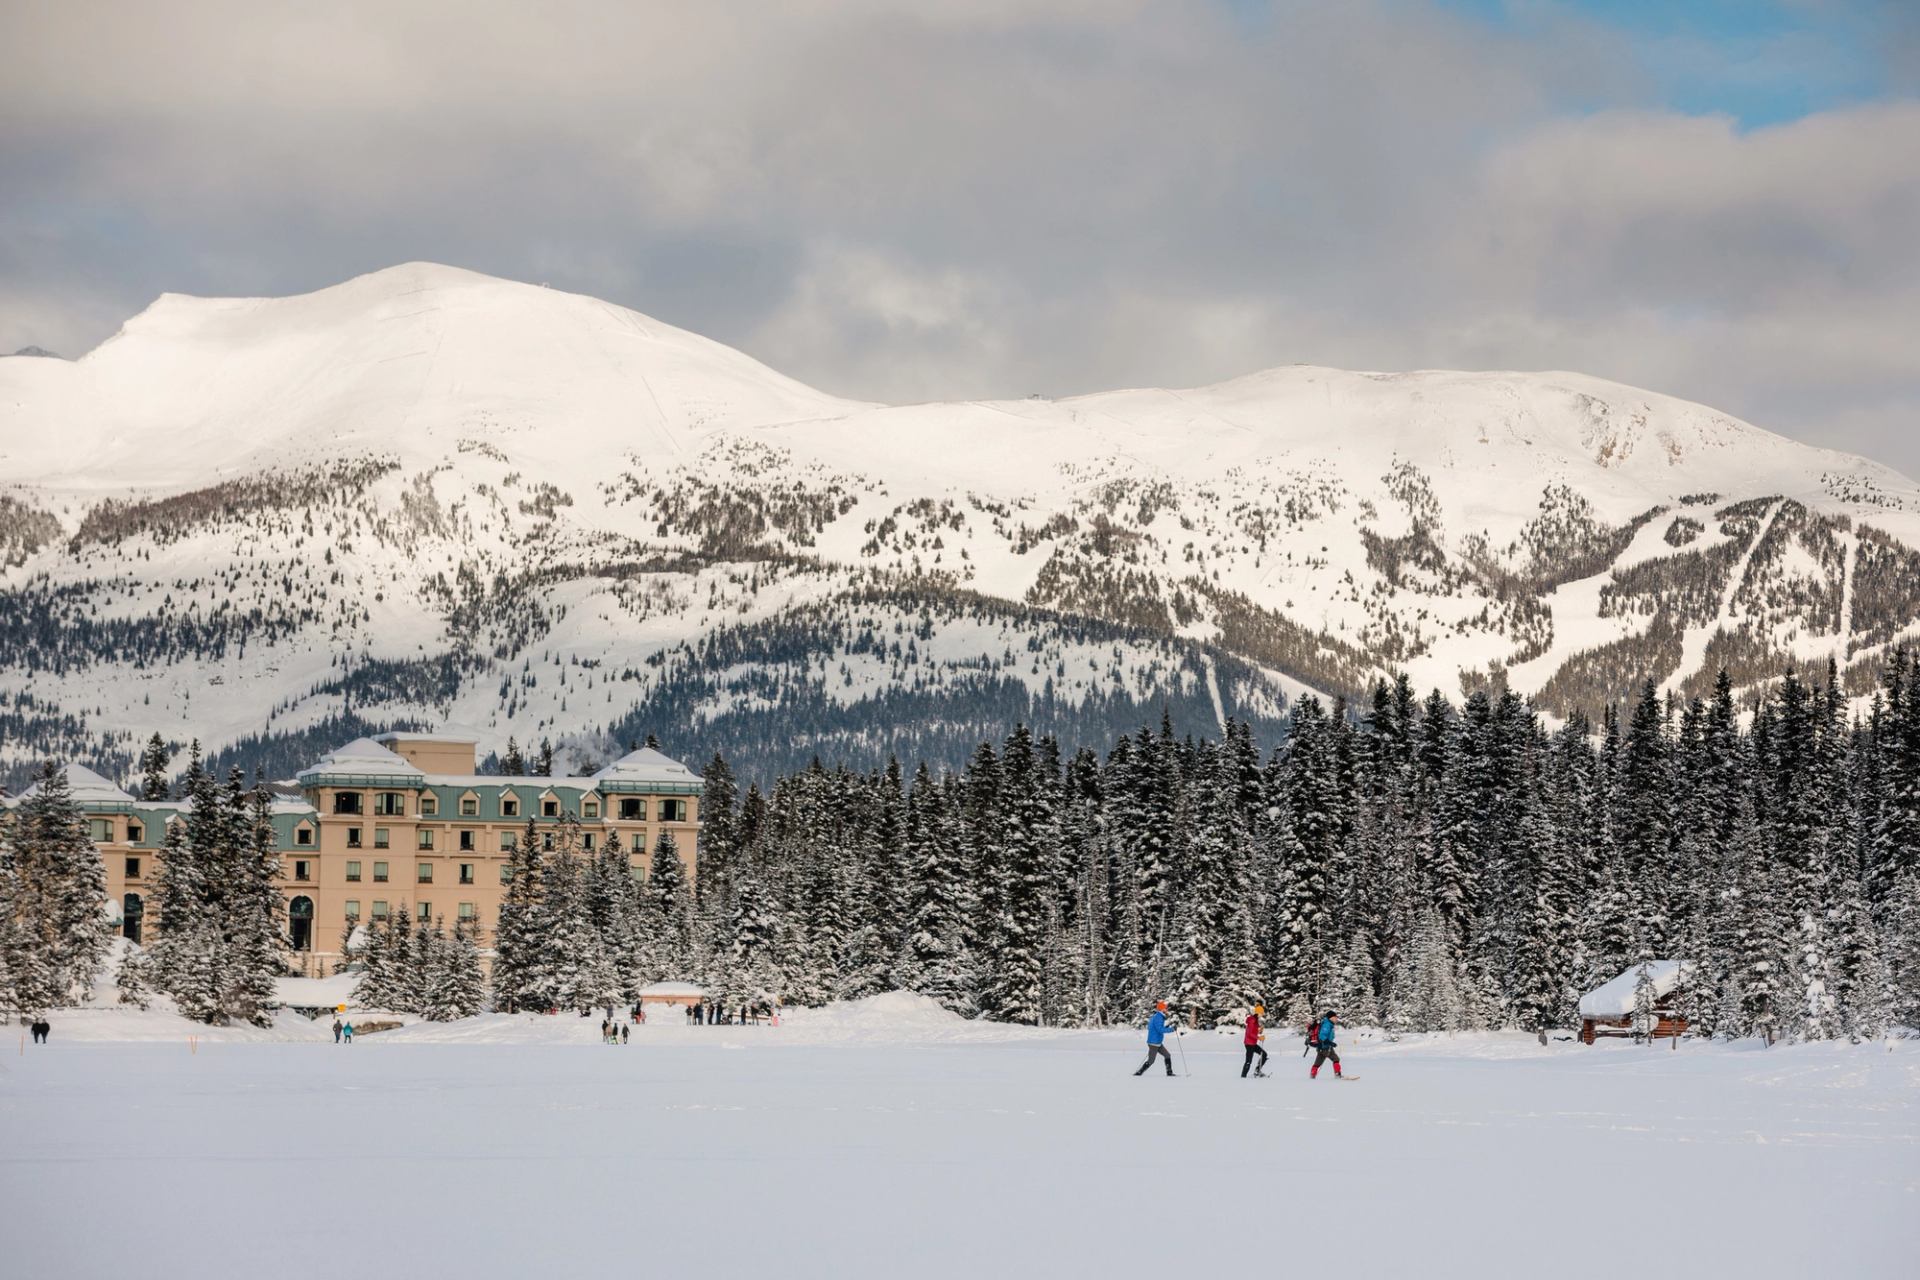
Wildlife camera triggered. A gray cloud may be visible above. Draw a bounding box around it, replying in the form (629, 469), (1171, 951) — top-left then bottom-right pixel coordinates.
(2, 0), (1915, 475)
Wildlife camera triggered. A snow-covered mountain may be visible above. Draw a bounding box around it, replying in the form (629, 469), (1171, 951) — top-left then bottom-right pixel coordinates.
(4, 262), (1917, 782)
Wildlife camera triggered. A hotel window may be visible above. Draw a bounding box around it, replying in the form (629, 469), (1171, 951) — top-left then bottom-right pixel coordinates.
(459, 863), (475, 885)
(500, 864), (513, 884)
(458, 902), (476, 921)
(295, 826), (314, 846)
(659, 798), (688, 823)
(127, 821), (143, 842)
(346, 861), (362, 882)
(373, 861), (389, 883)
(333, 792), (363, 815)
(542, 798), (559, 818)
(619, 797), (643, 820)
(344, 900), (360, 920)
(346, 826), (363, 848)
(375, 792), (406, 816)
(502, 797), (519, 817)
(294, 859), (311, 881)
(124, 856), (141, 879)
(417, 902), (433, 923)
(458, 829), (475, 852)
(371, 900), (389, 920)
(374, 827), (390, 849)
(582, 833), (596, 852)
(420, 795), (439, 816)
(460, 796), (479, 817)
(417, 862), (433, 883)
(583, 801), (599, 819)
(417, 829), (435, 850)
(542, 832), (555, 852)
(501, 831), (517, 851)
(89, 818), (114, 841)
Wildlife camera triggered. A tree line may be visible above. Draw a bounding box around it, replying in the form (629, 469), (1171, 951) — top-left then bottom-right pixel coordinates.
(4, 650), (1919, 1042)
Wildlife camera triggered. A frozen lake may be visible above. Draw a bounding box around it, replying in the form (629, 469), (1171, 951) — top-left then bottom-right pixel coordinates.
(3, 1009), (1915, 1279)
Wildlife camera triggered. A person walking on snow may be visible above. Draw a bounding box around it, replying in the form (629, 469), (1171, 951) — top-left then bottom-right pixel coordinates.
(342, 1021), (353, 1043)
(1242, 1005), (1269, 1077)
(1309, 1010), (1342, 1079)
(1134, 1001), (1177, 1076)
(332, 1018), (342, 1044)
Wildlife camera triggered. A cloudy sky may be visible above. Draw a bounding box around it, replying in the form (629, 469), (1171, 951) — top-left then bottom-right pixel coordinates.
(4, 0), (1917, 473)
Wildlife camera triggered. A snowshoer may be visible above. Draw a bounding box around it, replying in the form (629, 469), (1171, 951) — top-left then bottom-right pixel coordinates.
(342, 1022), (353, 1043)
(1134, 1001), (1176, 1076)
(1309, 1010), (1342, 1079)
(1242, 1005), (1269, 1077)
(332, 1018), (342, 1043)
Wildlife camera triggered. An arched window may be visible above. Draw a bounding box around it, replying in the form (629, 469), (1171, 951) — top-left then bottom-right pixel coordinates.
(123, 892), (144, 944)
(289, 895), (315, 951)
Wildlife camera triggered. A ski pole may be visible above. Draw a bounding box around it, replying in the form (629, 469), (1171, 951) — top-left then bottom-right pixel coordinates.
(1175, 1027), (1190, 1077)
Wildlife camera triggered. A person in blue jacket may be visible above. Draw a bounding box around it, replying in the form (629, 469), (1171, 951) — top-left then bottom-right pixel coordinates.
(1134, 1000), (1176, 1076)
(1309, 1010), (1342, 1079)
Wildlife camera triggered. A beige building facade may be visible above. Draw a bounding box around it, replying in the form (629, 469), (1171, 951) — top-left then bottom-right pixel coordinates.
(23, 735), (703, 979)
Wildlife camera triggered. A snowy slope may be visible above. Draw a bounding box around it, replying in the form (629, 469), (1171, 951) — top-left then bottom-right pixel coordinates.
(3, 263), (1918, 779)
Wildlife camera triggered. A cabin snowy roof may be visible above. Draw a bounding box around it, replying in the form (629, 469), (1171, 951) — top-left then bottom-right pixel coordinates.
(15, 763), (135, 806)
(592, 746), (699, 789)
(638, 980), (706, 997)
(1579, 960), (1687, 1019)
(296, 737), (426, 784)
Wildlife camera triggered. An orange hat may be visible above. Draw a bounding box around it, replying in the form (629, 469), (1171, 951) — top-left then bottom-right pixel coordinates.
(1155, 1000), (1168, 1012)
(1254, 1004), (1265, 1015)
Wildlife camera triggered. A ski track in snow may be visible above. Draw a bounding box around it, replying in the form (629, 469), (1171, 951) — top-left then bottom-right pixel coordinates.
(1667, 496), (1788, 696)
(1837, 528), (1858, 661)
(1200, 653), (1226, 736)
(3, 1019), (1915, 1280)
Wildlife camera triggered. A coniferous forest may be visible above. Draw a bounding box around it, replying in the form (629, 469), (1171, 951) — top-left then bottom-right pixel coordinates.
(4, 651), (1919, 1040)
(469, 650), (1920, 1041)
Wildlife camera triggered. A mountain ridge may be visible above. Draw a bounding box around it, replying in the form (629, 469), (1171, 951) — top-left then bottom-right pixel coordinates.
(2, 262), (1917, 785)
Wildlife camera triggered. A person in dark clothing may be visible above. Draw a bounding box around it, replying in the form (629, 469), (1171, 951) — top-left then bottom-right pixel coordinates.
(31, 1019), (50, 1044)
(1310, 1010), (1342, 1079)
(620, 1023), (630, 1044)
(332, 1018), (343, 1044)
(1241, 1005), (1269, 1078)
(1134, 1001), (1176, 1076)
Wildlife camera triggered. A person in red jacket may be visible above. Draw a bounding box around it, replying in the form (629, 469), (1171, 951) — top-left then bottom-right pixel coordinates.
(1241, 1004), (1269, 1078)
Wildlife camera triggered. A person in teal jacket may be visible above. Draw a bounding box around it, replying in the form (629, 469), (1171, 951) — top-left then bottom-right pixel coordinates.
(1309, 1010), (1341, 1079)
(1134, 1001), (1176, 1076)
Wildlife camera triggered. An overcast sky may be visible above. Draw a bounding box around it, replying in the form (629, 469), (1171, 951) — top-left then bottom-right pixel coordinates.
(3, 0), (1917, 474)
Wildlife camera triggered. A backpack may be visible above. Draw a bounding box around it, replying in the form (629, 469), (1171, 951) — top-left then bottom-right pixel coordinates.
(1305, 1020), (1320, 1047)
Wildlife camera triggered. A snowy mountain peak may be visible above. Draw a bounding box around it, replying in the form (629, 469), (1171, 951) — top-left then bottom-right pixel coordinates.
(2, 263), (1918, 785)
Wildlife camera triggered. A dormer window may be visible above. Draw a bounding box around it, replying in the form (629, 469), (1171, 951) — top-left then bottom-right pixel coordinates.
(583, 800), (600, 819)
(420, 794), (439, 816)
(542, 799), (559, 818)
(459, 793), (479, 817)
(295, 825), (315, 847)
(127, 821), (143, 842)
(502, 796), (520, 818)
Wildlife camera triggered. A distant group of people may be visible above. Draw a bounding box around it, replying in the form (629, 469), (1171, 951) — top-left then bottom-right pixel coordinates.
(1135, 1003), (1347, 1080)
(27, 1018), (52, 1044)
(600, 1018), (630, 1045)
(331, 1018), (354, 1043)
(686, 1000), (778, 1026)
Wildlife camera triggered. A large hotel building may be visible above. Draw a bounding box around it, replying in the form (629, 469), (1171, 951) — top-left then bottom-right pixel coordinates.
(22, 733), (703, 976)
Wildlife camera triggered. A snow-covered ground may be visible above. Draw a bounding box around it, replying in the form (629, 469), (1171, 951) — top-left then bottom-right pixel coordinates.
(3, 997), (1914, 1278)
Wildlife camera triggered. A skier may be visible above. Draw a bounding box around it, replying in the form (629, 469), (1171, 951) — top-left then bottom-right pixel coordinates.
(1309, 1010), (1343, 1080)
(332, 1018), (342, 1044)
(1242, 1004), (1269, 1078)
(1134, 1001), (1176, 1077)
